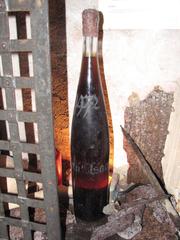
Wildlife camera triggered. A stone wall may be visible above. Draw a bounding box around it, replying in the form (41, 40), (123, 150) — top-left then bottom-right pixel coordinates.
(49, 0), (70, 160)
(3, 0), (179, 200)
(65, 0), (180, 199)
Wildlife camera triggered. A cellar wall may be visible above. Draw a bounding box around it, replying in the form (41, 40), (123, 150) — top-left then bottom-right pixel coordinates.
(65, 0), (180, 200)
(9, 0), (180, 201)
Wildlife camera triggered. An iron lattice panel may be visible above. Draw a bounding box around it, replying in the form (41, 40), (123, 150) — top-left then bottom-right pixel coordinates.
(0, 0), (61, 239)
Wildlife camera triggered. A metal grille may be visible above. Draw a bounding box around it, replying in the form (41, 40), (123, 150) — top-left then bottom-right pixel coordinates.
(0, 0), (61, 239)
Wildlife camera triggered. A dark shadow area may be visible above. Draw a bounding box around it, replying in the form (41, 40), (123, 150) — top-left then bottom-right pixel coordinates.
(49, 0), (70, 239)
(98, 12), (114, 174)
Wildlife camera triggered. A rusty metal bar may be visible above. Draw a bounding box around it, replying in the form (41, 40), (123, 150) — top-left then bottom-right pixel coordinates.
(0, 168), (42, 182)
(21, 143), (39, 154)
(0, 110), (38, 122)
(0, 141), (40, 153)
(10, 39), (33, 52)
(30, 1), (62, 239)
(15, 77), (35, 89)
(5, 0), (35, 12)
(1, 193), (44, 208)
(3, 217), (46, 232)
(0, 39), (33, 53)
(0, 76), (35, 89)
(0, 5), (33, 239)
(0, 140), (10, 150)
(0, 0), (62, 238)
(0, 190), (9, 239)
(2, 69), (32, 240)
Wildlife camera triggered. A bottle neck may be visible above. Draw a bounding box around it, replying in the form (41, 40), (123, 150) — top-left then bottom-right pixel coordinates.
(83, 36), (98, 57)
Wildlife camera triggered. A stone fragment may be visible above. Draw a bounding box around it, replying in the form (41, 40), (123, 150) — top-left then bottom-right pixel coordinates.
(66, 210), (76, 225)
(90, 213), (134, 240)
(149, 200), (177, 233)
(9, 226), (23, 240)
(117, 216), (142, 239)
(109, 172), (120, 202)
(118, 184), (159, 206)
(34, 232), (48, 240)
(124, 88), (174, 184)
(103, 202), (120, 215)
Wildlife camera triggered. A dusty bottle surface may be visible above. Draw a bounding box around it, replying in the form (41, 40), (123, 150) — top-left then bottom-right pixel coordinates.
(71, 9), (109, 221)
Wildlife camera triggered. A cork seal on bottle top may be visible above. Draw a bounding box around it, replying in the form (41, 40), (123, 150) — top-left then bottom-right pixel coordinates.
(82, 9), (99, 37)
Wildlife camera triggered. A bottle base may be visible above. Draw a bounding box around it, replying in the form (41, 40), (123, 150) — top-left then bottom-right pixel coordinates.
(75, 214), (108, 226)
(73, 186), (109, 222)
(75, 212), (105, 222)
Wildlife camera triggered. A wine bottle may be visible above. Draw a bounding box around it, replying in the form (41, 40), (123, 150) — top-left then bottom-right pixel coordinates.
(71, 9), (109, 221)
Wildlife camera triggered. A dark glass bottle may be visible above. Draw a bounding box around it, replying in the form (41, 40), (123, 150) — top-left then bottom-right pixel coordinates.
(71, 9), (109, 221)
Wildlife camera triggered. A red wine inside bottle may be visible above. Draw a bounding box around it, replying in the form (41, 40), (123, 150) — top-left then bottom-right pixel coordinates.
(71, 9), (109, 221)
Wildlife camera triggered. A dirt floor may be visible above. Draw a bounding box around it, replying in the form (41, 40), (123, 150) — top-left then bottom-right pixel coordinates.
(9, 184), (179, 240)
